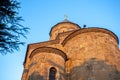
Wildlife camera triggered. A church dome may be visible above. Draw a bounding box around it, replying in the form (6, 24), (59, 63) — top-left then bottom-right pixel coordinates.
(49, 19), (81, 40)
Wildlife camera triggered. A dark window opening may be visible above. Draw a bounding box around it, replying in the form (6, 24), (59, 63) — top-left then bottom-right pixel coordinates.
(49, 67), (57, 80)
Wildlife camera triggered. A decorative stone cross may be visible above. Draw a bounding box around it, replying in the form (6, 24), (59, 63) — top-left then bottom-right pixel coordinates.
(64, 14), (68, 20)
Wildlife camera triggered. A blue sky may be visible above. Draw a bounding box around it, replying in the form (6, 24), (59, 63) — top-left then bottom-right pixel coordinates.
(0, 0), (120, 80)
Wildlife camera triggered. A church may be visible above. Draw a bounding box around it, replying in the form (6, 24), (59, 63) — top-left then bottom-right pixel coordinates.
(22, 19), (120, 80)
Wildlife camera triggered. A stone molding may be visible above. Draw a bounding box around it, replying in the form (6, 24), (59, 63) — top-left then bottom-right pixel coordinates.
(62, 28), (119, 46)
(29, 47), (67, 61)
(29, 39), (60, 49)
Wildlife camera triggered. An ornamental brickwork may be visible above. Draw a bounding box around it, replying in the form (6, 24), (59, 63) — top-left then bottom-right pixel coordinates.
(22, 20), (120, 80)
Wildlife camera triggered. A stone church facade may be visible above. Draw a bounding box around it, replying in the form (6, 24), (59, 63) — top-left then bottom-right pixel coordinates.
(22, 20), (120, 80)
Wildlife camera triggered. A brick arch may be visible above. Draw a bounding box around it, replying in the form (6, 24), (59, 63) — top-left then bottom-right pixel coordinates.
(62, 28), (119, 46)
(30, 47), (67, 61)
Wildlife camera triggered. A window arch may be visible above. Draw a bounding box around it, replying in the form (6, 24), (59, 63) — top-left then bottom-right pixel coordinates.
(49, 67), (57, 80)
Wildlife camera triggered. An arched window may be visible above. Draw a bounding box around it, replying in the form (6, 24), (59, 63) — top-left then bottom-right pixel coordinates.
(49, 67), (57, 80)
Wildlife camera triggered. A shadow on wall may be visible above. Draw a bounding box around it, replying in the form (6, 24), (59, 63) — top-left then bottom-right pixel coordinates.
(28, 58), (120, 80)
(69, 58), (120, 80)
(28, 59), (66, 80)
(28, 71), (43, 80)
(47, 59), (66, 80)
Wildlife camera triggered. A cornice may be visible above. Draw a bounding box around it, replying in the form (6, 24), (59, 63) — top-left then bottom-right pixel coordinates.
(30, 47), (67, 61)
(62, 28), (119, 46)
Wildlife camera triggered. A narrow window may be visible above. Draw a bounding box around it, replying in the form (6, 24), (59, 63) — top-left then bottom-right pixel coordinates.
(49, 67), (57, 80)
